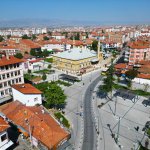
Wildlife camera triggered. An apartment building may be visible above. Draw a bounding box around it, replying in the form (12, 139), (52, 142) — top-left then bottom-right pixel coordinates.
(0, 45), (20, 56)
(124, 40), (150, 65)
(0, 56), (24, 100)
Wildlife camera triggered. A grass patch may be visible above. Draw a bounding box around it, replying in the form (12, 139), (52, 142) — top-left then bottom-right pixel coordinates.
(44, 58), (53, 63)
(24, 73), (38, 80)
(113, 83), (127, 90)
(54, 112), (70, 128)
(113, 83), (150, 97)
(34, 69), (50, 74)
(55, 80), (71, 87)
(133, 89), (150, 97)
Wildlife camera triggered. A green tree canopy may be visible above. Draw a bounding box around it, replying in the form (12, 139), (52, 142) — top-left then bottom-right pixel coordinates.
(36, 82), (67, 108)
(0, 35), (4, 42)
(125, 69), (138, 80)
(91, 40), (98, 51)
(22, 34), (31, 39)
(42, 49), (50, 58)
(43, 36), (49, 41)
(31, 34), (37, 40)
(14, 53), (23, 59)
(42, 73), (47, 81)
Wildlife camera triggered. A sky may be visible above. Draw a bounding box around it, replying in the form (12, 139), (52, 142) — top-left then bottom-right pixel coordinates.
(0, 0), (150, 23)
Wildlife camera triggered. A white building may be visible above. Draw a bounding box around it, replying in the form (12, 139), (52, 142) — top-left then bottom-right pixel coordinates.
(0, 56), (24, 101)
(0, 46), (20, 56)
(0, 117), (13, 150)
(12, 83), (42, 106)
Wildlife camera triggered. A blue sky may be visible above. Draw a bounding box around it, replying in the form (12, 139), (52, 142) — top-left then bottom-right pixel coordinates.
(0, 0), (150, 23)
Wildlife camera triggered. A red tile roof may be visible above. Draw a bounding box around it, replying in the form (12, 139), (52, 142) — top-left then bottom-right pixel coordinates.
(0, 117), (10, 132)
(20, 39), (41, 49)
(0, 56), (23, 67)
(137, 73), (150, 79)
(0, 45), (16, 49)
(12, 84), (42, 94)
(0, 101), (69, 149)
(115, 63), (127, 69)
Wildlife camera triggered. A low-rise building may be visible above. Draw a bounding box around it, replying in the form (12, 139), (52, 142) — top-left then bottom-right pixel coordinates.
(0, 101), (70, 150)
(12, 83), (42, 106)
(52, 48), (102, 75)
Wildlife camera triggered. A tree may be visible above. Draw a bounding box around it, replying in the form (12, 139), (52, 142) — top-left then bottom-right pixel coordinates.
(36, 82), (66, 108)
(125, 69), (138, 80)
(14, 53), (23, 59)
(7, 35), (11, 39)
(42, 73), (47, 81)
(42, 49), (50, 58)
(91, 40), (98, 51)
(99, 60), (115, 99)
(48, 64), (52, 69)
(43, 36), (49, 41)
(30, 49), (37, 56)
(31, 34), (37, 41)
(75, 33), (80, 40)
(0, 35), (4, 42)
(22, 34), (30, 39)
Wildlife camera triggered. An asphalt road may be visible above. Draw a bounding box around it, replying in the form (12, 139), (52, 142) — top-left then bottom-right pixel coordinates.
(82, 76), (102, 150)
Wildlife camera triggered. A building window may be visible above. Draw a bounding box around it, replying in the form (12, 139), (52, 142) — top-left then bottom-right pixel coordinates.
(0, 66), (4, 70)
(11, 72), (14, 77)
(12, 80), (14, 84)
(9, 88), (12, 93)
(4, 82), (7, 87)
(8, 81), (11, 85)
(34, 97), (38, 101)
(5, 65), (8, 70)
(19, 78), (21, 82)
(7, 73), (10, 78)
(18, 71), (20, 75)
(2, 74), (5, 79)
(14, 64), (16, 68)
(16, 79), (18, 83)
(9, 64), (12, 69)
(1, 134), (7, 141)
(5, 89), (8, 95)
(17, 63), (19, 67)
(1, 91), (4, 96)
(15, 71), (17, 76)
(0, 83), (2, 88)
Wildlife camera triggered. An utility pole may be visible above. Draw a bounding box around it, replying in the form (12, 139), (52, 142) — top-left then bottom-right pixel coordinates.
(116, 117), (121, 144)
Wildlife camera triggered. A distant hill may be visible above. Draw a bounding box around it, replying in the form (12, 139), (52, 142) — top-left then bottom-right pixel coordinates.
(0, 18), (149, 28)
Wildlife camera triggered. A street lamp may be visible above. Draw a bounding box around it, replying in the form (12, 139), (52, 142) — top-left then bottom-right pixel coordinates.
(25, 118), (33, 148)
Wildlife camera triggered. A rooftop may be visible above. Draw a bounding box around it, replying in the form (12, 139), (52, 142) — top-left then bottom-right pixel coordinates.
(12, 83), (42, 94)
(0, 117), (10, 132)
(52, 48), (97, 60)
(0, 56), (23, 67)
(0, 101), (69, 149)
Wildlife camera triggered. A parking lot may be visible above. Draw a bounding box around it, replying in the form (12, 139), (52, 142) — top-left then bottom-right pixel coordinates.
(93, 85), (150, 150)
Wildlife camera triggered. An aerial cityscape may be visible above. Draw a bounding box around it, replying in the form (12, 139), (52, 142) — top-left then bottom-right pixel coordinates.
(0, 0), (150, 150)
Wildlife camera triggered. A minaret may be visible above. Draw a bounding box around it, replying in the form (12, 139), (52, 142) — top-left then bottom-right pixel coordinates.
(73, 36), (75, 48)
(97, 32), (103, 60)
(97, 34), (100, 59)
